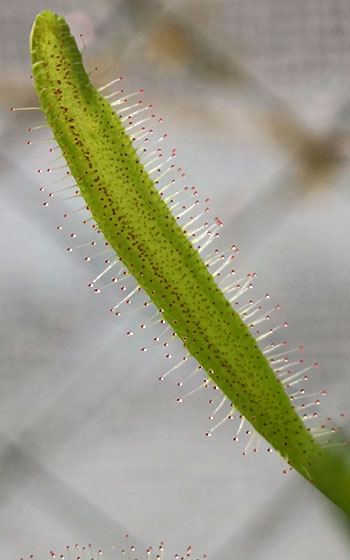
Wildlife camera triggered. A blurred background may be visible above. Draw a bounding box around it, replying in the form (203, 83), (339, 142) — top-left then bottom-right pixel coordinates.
(1, 1), (350, 558)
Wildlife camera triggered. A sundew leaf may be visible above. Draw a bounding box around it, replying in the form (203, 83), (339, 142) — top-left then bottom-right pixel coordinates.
(22, 539), (202, 560)
(29, 10), (350, 515)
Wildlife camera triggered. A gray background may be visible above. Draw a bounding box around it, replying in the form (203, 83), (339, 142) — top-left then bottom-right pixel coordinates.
(1, 1), (350, 558)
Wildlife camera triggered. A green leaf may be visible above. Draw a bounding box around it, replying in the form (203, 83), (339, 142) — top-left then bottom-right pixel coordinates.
(29, 10), (350, 515)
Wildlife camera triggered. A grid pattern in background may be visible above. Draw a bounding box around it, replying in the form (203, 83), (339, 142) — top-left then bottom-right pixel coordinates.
(3, 0), (350, 85)
(216, 0), (350, 83)
(1, 1), (350, 560)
